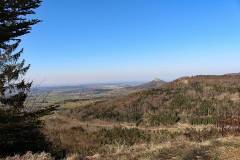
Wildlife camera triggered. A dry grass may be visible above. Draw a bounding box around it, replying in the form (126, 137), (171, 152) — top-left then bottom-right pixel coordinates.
(3, 152), (53, 160)
(40, 110), (240, 159)
(40, 113), (234, 159)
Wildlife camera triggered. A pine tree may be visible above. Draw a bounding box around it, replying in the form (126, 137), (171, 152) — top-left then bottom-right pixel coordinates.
(0, 0), (41, 109)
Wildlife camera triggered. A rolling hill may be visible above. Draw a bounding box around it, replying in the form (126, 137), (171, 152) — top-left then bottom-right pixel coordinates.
(70, 74), (240, 126)
(42, 74), (240, 159)
(130, 78), (166, 90)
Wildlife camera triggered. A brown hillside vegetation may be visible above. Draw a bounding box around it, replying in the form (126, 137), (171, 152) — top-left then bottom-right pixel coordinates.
(36, 75), (240, 159)
(131, 79), (166, 90)
(5, 75), (240, 159)
(68, 75), (240, 127)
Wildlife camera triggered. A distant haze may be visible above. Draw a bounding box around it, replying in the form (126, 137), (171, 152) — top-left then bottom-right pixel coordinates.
(23, 0), (240, 85)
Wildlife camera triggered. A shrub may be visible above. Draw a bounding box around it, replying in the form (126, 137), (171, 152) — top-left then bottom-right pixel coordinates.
(190, 116), (216, 125)
(184, 127), (220, 142)
(149, 111), (180, 126)
(0, 109), (53, 157)
(170, 93), (193, 112)
(182, 146), (212, 160)
(97, 127), (150, 146)
(194, 100), (215, 116)
(154, 144), (214, 160)
(191, 82), (203, 93)
(151, 130), (181, 143)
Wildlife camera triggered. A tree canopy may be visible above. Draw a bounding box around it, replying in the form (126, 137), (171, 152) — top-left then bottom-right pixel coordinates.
(0, 0), (41, 109)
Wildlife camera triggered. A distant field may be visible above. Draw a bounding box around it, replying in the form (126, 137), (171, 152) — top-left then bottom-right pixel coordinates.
(25, 82), (142, 110)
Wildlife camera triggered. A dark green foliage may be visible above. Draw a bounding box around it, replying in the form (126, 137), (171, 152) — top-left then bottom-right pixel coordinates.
(0, 0), (41, 109)
(128, 112), (143, 122)
(80, 105), (143, 123)
(0, 106), (58, 157)
(151, 130), (181, 143)
(171, 93), (188, 107)
(191, 82), (204, 93)
(194, 100), (215, 116)
(95, 106), (122, 121)
(0, 1), (53, 158)
(213, 84), (227, 93)
(190, 100), (217, 124)
(170, 93), (193, 111)
(149, 111), (180, 125)
(97, 127), (150, 145)
(190, 116), (217, 125)
(0, 0), (41, 42)
(81, 106), (123, 121)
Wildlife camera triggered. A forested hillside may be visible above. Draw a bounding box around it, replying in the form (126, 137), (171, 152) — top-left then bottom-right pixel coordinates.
(70, 75), (240, 128)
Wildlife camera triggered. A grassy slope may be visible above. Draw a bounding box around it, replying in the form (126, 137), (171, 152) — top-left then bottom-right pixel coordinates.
(40, 75), (240, 159)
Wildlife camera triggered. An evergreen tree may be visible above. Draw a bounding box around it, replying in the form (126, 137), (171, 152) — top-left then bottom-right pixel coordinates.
(0, 0), (41, 109)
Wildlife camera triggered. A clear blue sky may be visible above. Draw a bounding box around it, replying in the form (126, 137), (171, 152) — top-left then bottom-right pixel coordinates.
(22, 0), (240, 85)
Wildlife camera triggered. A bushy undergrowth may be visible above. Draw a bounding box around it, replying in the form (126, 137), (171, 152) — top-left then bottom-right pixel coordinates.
(0, 110), (51, 158)
(151, 129), (181, 143)
(18, 75), (240, 159)
(97, 127), (151, 146)
(184, 127), (220, 142)
(148, 111), (180, 126)
(153, 144), (214, 160)
(190, 116), (217, 125)
(69, 75), (240, 128)
(182, 146), (213, 160)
